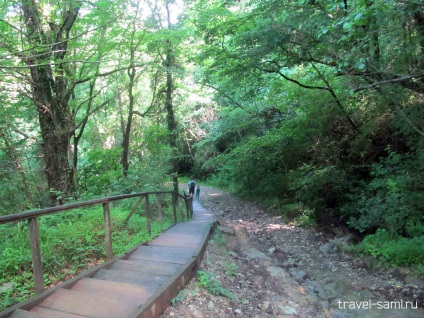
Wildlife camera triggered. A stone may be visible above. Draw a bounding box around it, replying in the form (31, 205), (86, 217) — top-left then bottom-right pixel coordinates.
(188, 305), (204, 318)
(332, 234), (354, 245)
(319, 242), (334, 254)
(282, 305), (298, 315)
(259, 301), (271, 311)
(0, 282), (15, 292)
(267, 266), (287, 278)
(283, 258), (297, 267)
(289, 268), (307, 280)
(220, 225), (235, 236)
(207, 300), (214, 310)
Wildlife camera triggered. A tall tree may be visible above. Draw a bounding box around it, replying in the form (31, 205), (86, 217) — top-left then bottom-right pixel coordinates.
(164, 1), (179, 193)
(20, 0), (80, 204)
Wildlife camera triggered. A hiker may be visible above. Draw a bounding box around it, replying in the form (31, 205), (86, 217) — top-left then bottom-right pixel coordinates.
(188, 180), (196, 196)
(195, 185), (200, 199)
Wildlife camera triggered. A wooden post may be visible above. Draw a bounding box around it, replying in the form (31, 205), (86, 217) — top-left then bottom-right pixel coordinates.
(191, 196), (194, 218)
(182, 190), (192, 218)
(103, 202), (113, 261)
(145, 194), (151, 235)
(172, 192), (177, 224)
(178, 199), (184, 220)
(28, 217), (44, 294)
(157, 194), (163, 222)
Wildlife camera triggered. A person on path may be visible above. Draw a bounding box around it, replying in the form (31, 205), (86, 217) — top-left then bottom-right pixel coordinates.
(195, 185), (200, 199)
(188, 180), (196, 196)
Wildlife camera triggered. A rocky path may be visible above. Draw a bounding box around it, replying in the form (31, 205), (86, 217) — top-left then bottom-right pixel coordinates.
(161, 186), (424, 318)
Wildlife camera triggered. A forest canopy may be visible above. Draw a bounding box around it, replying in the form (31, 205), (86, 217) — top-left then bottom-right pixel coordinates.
(1, 0), (423, 264)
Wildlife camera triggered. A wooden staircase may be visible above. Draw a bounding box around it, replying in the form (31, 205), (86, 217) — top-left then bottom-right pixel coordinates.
(2, 202), (216, 318)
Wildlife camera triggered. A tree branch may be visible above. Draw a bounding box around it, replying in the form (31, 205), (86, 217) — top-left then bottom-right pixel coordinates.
(205, 84), (252, 114)
(258, 60), (330, 91)
(354, 72), (424, 93)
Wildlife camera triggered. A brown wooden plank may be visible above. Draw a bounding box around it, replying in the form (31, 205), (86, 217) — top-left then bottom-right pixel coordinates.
(37, 288), (136, 318)
(93, 269), (169, 287)
(31, 307), (87, 318)
(9, 309), (43, 318)
(71, 277), (152, 306)
(130, 246), (195, 263)
(103, 202), (113, 260)
(110, 259), (182, 275)
(165, 225), (208, 235)
(148, 233), (202, 248)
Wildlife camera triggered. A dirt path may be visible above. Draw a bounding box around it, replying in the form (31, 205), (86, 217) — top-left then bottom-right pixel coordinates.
(161, 186), (424, 318)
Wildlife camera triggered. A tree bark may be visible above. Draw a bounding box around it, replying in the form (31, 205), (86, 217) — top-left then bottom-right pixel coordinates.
(165, 2), (179, 194)
(21, 0), (80, 205)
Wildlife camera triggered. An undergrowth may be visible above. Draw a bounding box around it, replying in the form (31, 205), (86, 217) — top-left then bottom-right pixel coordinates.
(352, 227), (424, 271)
(196, 270), (234, 299)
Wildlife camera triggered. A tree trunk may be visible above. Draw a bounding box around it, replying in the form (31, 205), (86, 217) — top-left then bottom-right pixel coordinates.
(165, 3), (179, 194)
(21, 0), (80, 205)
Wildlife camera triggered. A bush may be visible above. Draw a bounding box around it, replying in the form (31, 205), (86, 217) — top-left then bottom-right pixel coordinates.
(288, 165), (350, 223)
(358, 229), (424, 266)
(345, 149), (424, 235)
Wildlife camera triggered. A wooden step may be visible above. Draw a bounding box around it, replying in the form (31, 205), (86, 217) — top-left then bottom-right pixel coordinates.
(10, 309), (43, 318)
(110, 259), (182, 275)
(35, 288), (136, 318)
(71, 277), (152, 306)
(129, 246), (194, 264)
(165, 224), (208, 234)
(148, 233), (202, 248)
(31, 307), (87, 318)
(93, 269), (169, 287)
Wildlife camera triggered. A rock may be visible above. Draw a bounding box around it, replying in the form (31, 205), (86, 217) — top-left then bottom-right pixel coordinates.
(234, 308), (242, 315)
(303, 280), (327, 299)
(220, 225), (235, 236)
(0, 282), (16, 292)
(207, 300), (214, 310)
(320, 300), (330, 309)
(339, 262), (349, 268)
(319, 242), (334, 254)
(306, 233), (319, 242)
(282, 258), (297, 267)
(188, 305), (203, 318)
(258, 301), (271, 311)
(289, 268), (307, 280)
(267, 266), (287, 278)
(333, 234), (354, 245)
(253, 275), (264, 285)
(282, 305), (298, 315)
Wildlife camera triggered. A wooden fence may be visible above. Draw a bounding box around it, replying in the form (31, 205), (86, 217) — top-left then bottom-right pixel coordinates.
(0, 191), (193, 295)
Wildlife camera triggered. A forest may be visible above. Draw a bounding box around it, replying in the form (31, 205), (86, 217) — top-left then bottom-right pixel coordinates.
(0, 0), (424, 296)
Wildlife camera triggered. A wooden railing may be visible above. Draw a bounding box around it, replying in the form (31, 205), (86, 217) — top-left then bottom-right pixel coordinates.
(0, 190), (193, 295)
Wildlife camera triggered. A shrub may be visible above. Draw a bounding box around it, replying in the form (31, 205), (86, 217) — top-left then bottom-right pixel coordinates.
(288, 165), (350, 223)
(358, 229), (424, 266)
(346, 149), (424, 235)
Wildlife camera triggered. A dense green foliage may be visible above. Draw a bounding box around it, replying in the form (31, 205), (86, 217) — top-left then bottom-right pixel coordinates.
(186, 0), (424, 266)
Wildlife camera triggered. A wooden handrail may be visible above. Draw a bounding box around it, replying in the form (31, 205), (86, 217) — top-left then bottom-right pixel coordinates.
(0, 191), (188, 225)
(0, 190), (192, 295)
